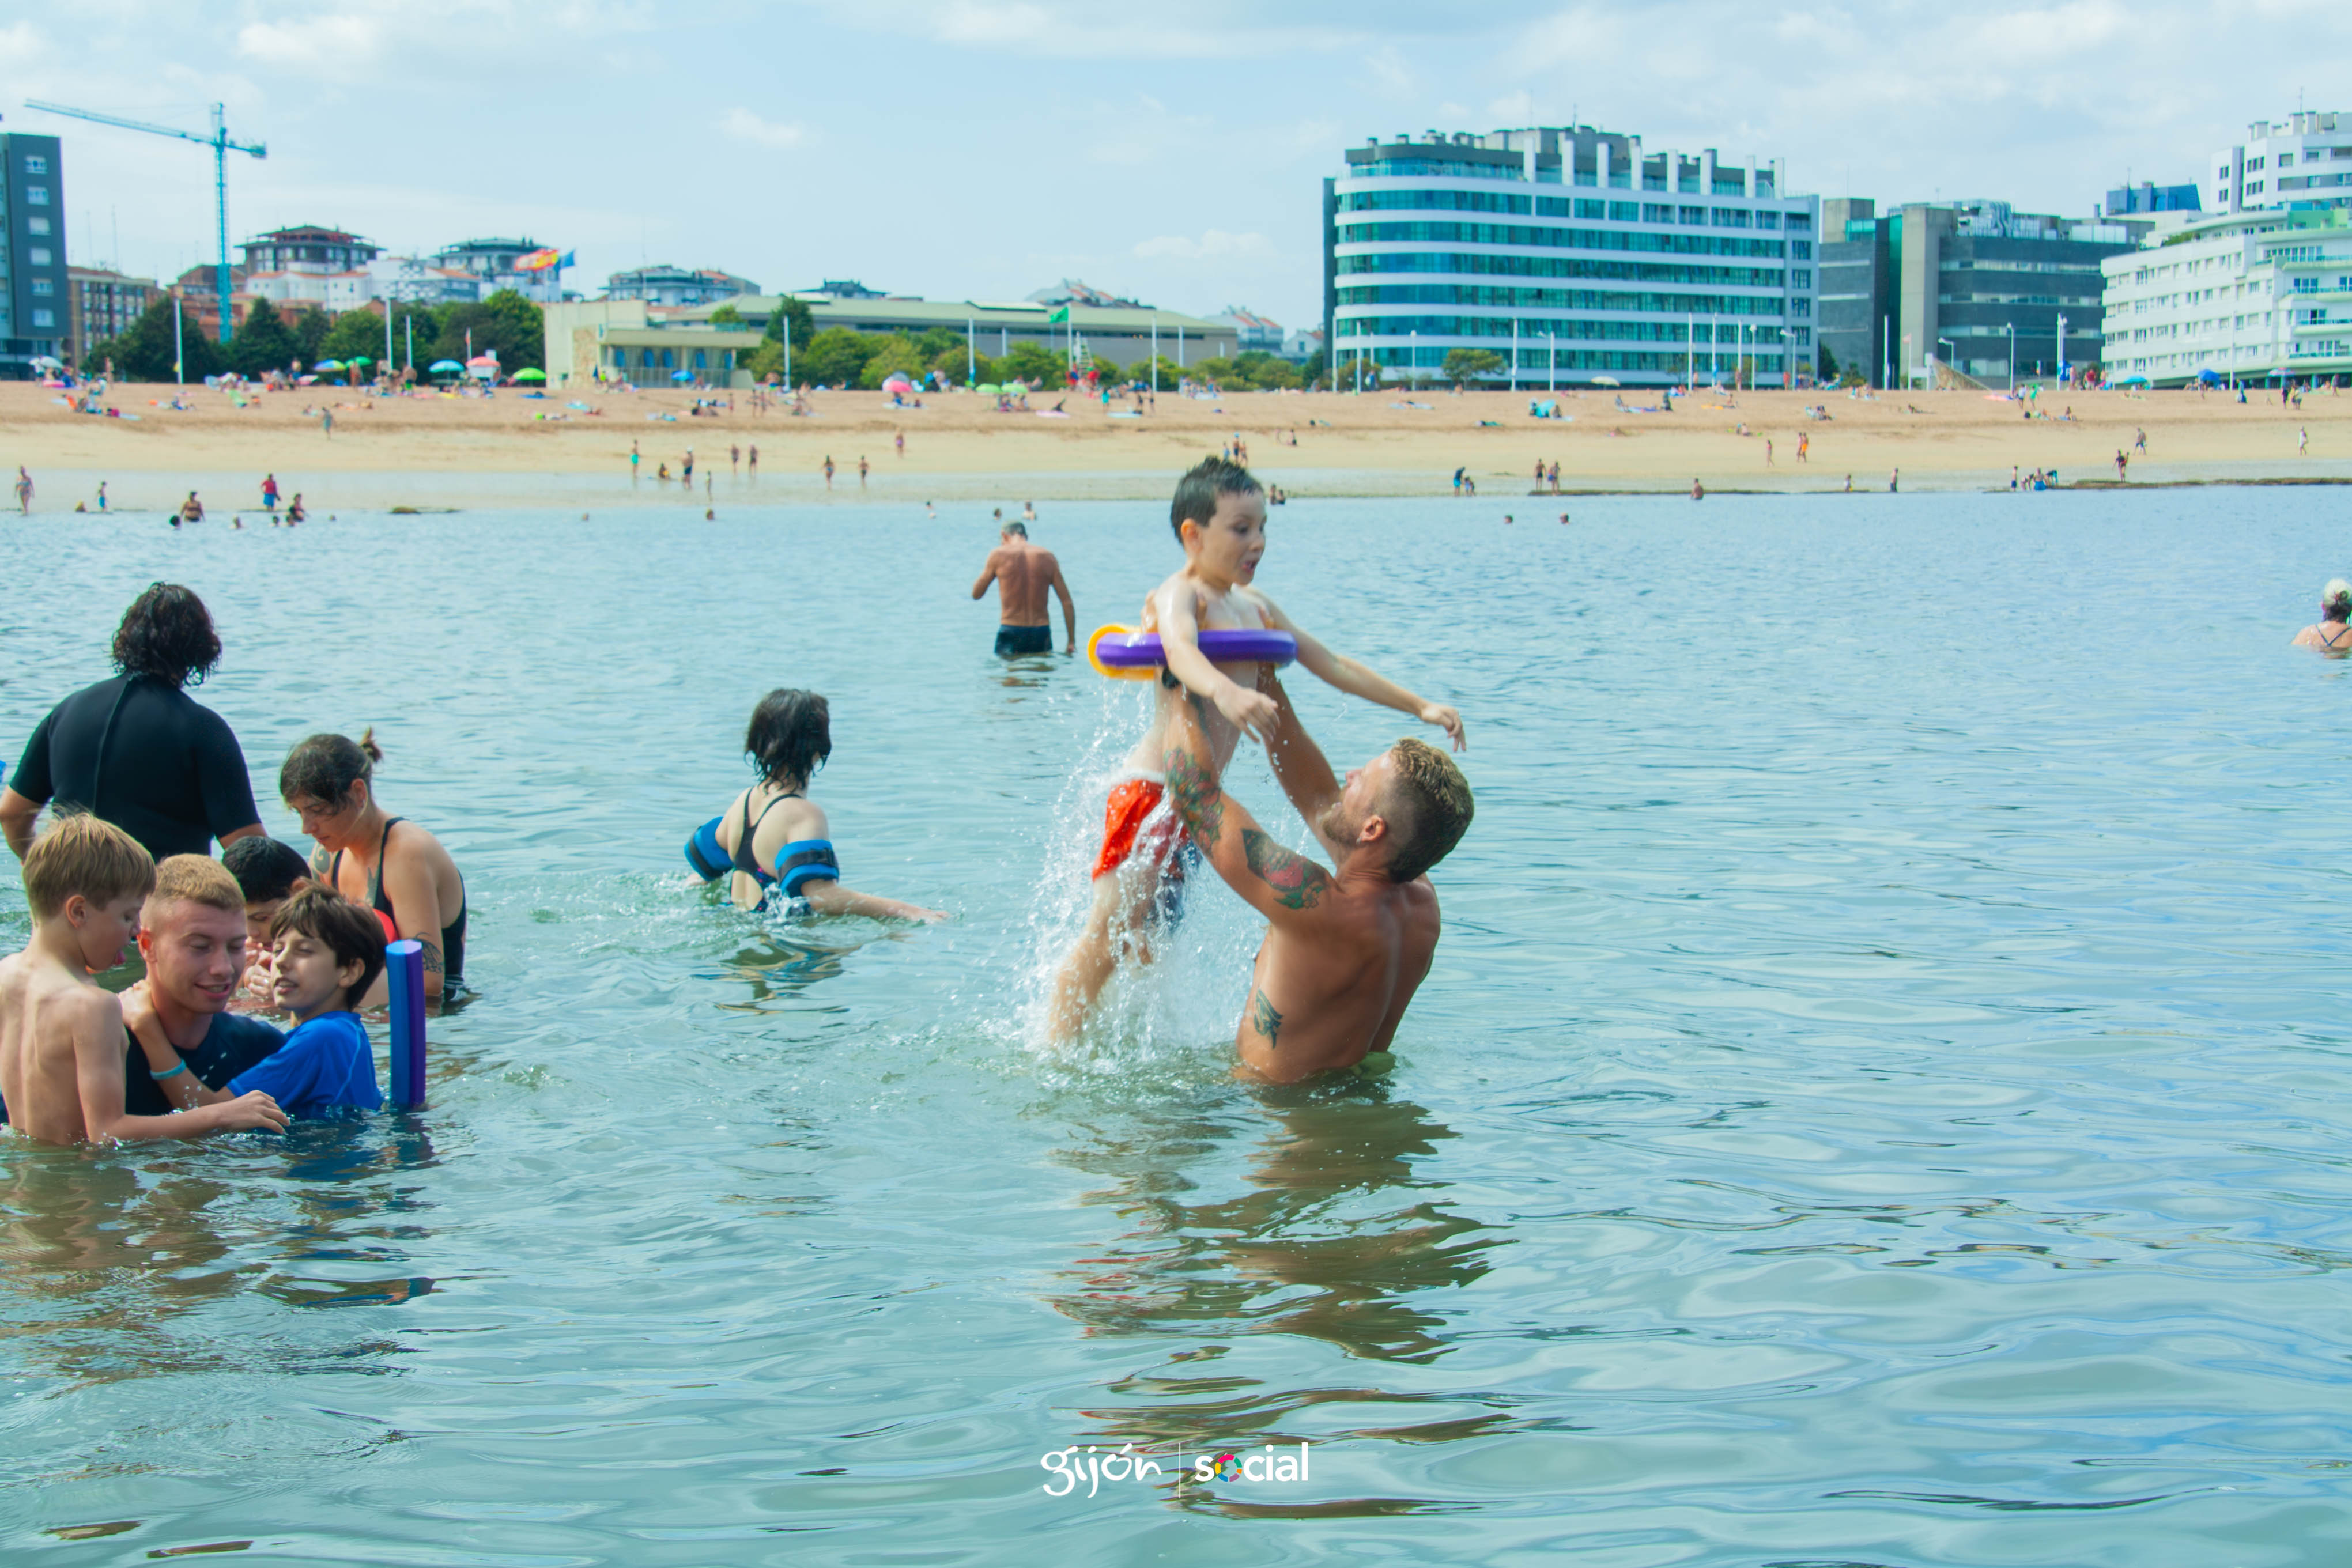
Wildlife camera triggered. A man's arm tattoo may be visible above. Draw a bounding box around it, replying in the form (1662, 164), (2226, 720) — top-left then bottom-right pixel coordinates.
(1162, 746), (1225, 846)
(1241, 828), (1330, 910)
(1250, 987), (1283, 1050)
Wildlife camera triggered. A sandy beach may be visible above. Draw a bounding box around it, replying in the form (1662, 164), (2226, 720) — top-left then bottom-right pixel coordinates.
(6, 377), (2350, 511)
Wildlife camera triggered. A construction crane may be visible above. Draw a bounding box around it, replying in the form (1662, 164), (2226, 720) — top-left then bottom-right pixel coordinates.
(24, 99), (265, 342)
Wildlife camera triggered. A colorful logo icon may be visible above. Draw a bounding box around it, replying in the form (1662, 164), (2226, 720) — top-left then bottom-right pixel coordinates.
(1210, 1452), (1243, 1482)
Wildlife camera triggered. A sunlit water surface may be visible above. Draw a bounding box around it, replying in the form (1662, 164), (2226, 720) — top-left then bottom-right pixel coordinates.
(2, 493), (2349, 1565)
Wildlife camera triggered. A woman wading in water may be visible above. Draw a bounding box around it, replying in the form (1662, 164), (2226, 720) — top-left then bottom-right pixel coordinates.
(282, 731), (469, 1004)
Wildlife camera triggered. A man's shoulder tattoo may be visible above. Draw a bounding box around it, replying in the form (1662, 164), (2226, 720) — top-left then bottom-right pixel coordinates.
(1241, 828), (1329, 910)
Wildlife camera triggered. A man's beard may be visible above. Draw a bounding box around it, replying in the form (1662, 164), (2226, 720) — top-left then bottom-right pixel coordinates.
(1317, 799), (1358, 847)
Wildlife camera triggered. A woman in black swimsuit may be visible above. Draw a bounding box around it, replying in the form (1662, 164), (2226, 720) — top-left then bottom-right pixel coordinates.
(281, 730), (469, 1003)
(2293, 579), (2352, 657)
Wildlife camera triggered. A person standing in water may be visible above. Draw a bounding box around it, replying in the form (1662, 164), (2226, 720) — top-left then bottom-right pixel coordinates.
(707, 689), (945, 921)
(971, 521), (1077, 656)
(2293, 579), (2352, 655)
(261, 473), (280, 511)
(280, 731), (467, 1005)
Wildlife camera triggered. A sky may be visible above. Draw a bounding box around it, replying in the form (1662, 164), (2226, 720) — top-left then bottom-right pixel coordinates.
(9, 1), (2351, 330)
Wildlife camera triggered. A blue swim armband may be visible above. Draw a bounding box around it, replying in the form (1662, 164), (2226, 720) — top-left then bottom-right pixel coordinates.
(685, 817), (731, 881)
(772, 840), (840, 899)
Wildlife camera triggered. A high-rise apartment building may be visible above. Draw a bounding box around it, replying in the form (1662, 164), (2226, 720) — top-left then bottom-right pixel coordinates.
(1, 133), (66, 377)
(1324, 125), (1818, 388)
(2212, 112), (2352, 215)
(66, 266), (156, 367)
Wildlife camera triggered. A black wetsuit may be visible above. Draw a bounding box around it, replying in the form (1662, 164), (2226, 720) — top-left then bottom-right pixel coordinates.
(9, 674), (261, 861)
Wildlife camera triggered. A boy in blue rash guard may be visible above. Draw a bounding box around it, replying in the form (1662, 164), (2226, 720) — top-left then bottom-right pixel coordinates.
(144, 888), (384, 1118)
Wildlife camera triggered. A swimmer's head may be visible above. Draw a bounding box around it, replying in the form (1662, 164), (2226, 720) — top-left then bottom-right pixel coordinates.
(112, 583), (222, 689)
(223, 836), (314, 954)
(1171, 456), (1262, 545)
(1320, 738), (1474, 885)
(1171, 458), (1266, 583)
(1002, 521), (1028, 539)
(746, 689), (831, 789)
(280, 730), (384, 847)
(2325, 580), (2351, 618)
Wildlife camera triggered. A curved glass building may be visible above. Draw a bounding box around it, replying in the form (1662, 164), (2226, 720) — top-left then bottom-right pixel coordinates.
(1323, 126), (1819, 389)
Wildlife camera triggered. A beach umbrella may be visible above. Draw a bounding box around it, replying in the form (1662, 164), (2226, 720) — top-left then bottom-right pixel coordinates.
(671, 368), (694, 381)
(881, 372), (916, 393)
(428, 359), (463, 373)
(512, 368), (546, 381)
(314, 359), (344, 371)
(1591, 376), (1622, 387)
(2113, 373), (2151, 387)
(345, 355), (372, 366)
(30, 354), (63, 368)
(2195, 367), (2223, 385)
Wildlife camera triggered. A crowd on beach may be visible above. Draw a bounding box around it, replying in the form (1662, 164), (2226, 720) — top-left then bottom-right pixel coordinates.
(2, 456), (1475, 1153)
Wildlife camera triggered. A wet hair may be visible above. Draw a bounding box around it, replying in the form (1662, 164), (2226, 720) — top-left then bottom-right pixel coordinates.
(1169, 456), (1261, 541)
(150, 853), (244, 916)
(1002, 520), (1028, 538)
(21, 813), (154, 920)
(281, 730), (382, 808)
(745, 689), (832, 788)
(222, 836), (312, 904)
(267, 886), (387, 1006)
(111, 583), (222, 687)
(1381, 738), (1475, 884)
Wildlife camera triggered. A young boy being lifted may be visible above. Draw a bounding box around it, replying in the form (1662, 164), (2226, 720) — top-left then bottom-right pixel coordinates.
(1045, 457), (1465, 1041)
(0, 815), (286, 1143)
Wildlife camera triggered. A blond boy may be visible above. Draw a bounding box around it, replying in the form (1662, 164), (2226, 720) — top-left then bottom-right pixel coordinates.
(0, 816), (285, 1143)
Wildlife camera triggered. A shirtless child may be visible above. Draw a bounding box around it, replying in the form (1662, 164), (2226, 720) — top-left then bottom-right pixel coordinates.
(0, 815), (285, 1143)
(1044, 456), (1465, 1042)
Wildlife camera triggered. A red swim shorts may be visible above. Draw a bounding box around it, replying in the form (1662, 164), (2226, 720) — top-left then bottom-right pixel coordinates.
(1090, 777), (1189, 882)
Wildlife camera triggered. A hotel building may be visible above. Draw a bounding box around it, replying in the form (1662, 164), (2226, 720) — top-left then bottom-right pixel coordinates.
(2101, 204), (2352, 385)
(1323, 125), (1818, 388)
(2212, 111), (2352, 216)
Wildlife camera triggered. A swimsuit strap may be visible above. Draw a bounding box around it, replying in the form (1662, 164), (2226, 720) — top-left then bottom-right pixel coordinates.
(2324, 624), (2352, 649)
(730, 788), (801, 875)
(368, 817), (404, 915)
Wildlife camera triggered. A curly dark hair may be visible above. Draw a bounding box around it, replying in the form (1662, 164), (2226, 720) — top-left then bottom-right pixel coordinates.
(745, 689), (831, 788)
(111, 583), (222, 687)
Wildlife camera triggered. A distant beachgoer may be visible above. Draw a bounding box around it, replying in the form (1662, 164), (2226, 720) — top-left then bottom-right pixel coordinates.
(894, 432), (904, 458)
(823, 456), (835, 489)
(2293, 579), (2352, 655)
(683, 449), (694, 484)
(286, 494), (305, 523)
(658, 462), (671, 481)
(96, 482), (107, 512)
(631, 440), (641, 477)
(2299, 426), (2309, 455)
(1547, 460), (1561, 491)
(281, 730), (467, 1005)
(2011, 466), (2019, 490)
(858, 455), (869, 486)
(1844, 474), (1853, 492)
(1022, 501), (1036, 522)
(1559, 513), (1569, 524)
(730, 444), (739, 471)
(1889, 468), (1900, 493)
(2, 584), (265, 863)
(15, 467), (32, 515)
(2116, 449), (2128, 481)
(1452, 467), (1464, 494)
(708, 689), (945, 921)
(2134, 428), (2147, 454)
(1690, 478), (1704, 500)
(1796, 432), (1808, 462)
(262, 473), (280, 510)
(1765, 439), (1775, 466)
(748, 445), (758, 474)
(972, 520), (1076, 656)
(322, 410), (334, 437)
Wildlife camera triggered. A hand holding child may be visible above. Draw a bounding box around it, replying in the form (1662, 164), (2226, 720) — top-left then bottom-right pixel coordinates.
(1214, 681), (1281, 745)
(208, 1091), (290, 1134)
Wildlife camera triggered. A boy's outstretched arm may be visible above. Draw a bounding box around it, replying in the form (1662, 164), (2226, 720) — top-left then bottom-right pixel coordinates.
(80, 993), (287, 1141)
(1259, 672), (1347, 861)
(1156, 583), (1278, 743)
(1255, 595), (1466, 751)
(1163, 692), (1334, 926)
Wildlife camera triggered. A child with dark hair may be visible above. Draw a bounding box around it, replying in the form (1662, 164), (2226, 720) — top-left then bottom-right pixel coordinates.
(1044, 456), (1467, 1043)
(222, 835), (314, 996)
(229, 889), (384, 1117)
(699, 689), (945, 921)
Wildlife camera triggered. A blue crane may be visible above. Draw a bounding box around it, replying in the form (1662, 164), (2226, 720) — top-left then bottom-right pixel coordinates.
(24, 99), (266, 342)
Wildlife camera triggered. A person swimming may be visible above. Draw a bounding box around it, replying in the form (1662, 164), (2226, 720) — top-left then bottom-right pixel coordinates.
(2292, 579), (2352, 656)
(281, 730), (469, 1003)
(696, 689), (944, 922)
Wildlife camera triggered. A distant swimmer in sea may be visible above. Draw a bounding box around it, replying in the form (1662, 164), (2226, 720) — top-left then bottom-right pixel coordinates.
(971, 519), (1075, 656)
(1690, 478), (1704, 500)
(2292, 579), (2352, 655)
(1158, 671), (1473, 1083)
(178, 492), (205, 525)
(285, 494), (305, 523)
(701, 689), (945, 922)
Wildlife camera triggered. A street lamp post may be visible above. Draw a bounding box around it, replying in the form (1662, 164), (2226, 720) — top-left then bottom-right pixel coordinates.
(1410, 328), (1417, 389)
(2006, 323), (2015, 391)
(2056, 313), (2068, 387)
(1938, 338), (1956, 389)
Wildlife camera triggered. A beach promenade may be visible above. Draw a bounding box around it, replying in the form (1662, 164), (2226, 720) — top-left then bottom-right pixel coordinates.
(7, 379), (2350, 508)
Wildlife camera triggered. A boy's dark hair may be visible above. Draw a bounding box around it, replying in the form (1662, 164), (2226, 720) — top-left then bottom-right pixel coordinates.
(222, 836), (312, 904)
(746, 689), (832, 788)
(267, 887), (387, 1006)
(281, 729), (382, 808)
(1169, 456), (1260, 542)
(112, 583), (222, 687)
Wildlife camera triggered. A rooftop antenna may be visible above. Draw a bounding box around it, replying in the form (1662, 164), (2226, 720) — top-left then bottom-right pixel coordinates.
(25, 98), (265, 341)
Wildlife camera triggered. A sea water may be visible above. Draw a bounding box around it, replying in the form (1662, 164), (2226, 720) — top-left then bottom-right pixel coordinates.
(1, 493), (2347, 1565)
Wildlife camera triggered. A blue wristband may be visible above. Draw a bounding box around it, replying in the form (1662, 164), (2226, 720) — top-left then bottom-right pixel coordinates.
(150, 1060), (188, 1081)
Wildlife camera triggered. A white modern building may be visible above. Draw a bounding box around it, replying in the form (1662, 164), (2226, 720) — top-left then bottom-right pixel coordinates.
(2101, 206), (2352, 385)
(2213, 111), (2352, 216)
(1324, 124), (1819, 388)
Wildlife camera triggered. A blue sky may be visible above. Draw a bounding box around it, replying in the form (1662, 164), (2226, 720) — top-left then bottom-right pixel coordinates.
(10, 2), (2350, 330)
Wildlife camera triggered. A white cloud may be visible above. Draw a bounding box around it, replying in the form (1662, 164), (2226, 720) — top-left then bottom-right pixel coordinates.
(722, 108), (806, 149)
(236, 14), (382, 67)
(1134, 229), (1274, 261)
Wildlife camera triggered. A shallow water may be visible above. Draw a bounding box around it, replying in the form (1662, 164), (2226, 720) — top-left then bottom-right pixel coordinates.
(2, 493), (2349, 1565)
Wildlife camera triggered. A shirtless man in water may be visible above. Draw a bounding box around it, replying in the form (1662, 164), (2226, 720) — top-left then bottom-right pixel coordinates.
(1161, 672), (1474, 1083)
(971, 521), (1076, 656)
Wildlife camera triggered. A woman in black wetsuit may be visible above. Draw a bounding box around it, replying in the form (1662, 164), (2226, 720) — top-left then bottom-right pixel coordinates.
(281, 730), (468, 1003)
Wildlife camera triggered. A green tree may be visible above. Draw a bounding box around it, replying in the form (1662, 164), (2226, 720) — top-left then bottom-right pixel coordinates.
(1086, 356), (1123, 384)
(1814, 342), (1840, 384)
(745, 342), (785, 381)
(1442, 347), (1507, 386)
(708, 303), (744, 326)
(428, 289), (545, 376)
(912, 326), (962, 362)
(801, 326), (874, 387)
(997, 341), (1066, 387)
(1136, 354), (1184, 389)
(855, 333), (928, 388)
(930, 346), (975, 386)
(231, 297), (299, 377)
(319, 307), (391, 367)
(110, 296), (223, 381)
(764, 296), (815, 353)
(291, 304), (332, 367)
(1234, 350), (1298, 390)
(1297, 348), (1328, 389)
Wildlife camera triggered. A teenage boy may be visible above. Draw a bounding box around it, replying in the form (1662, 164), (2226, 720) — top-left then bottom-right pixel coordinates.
(0, 816), (286, 1143)
(141, 887), (383, 1119)
(1044, 456), (1466, 1042)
